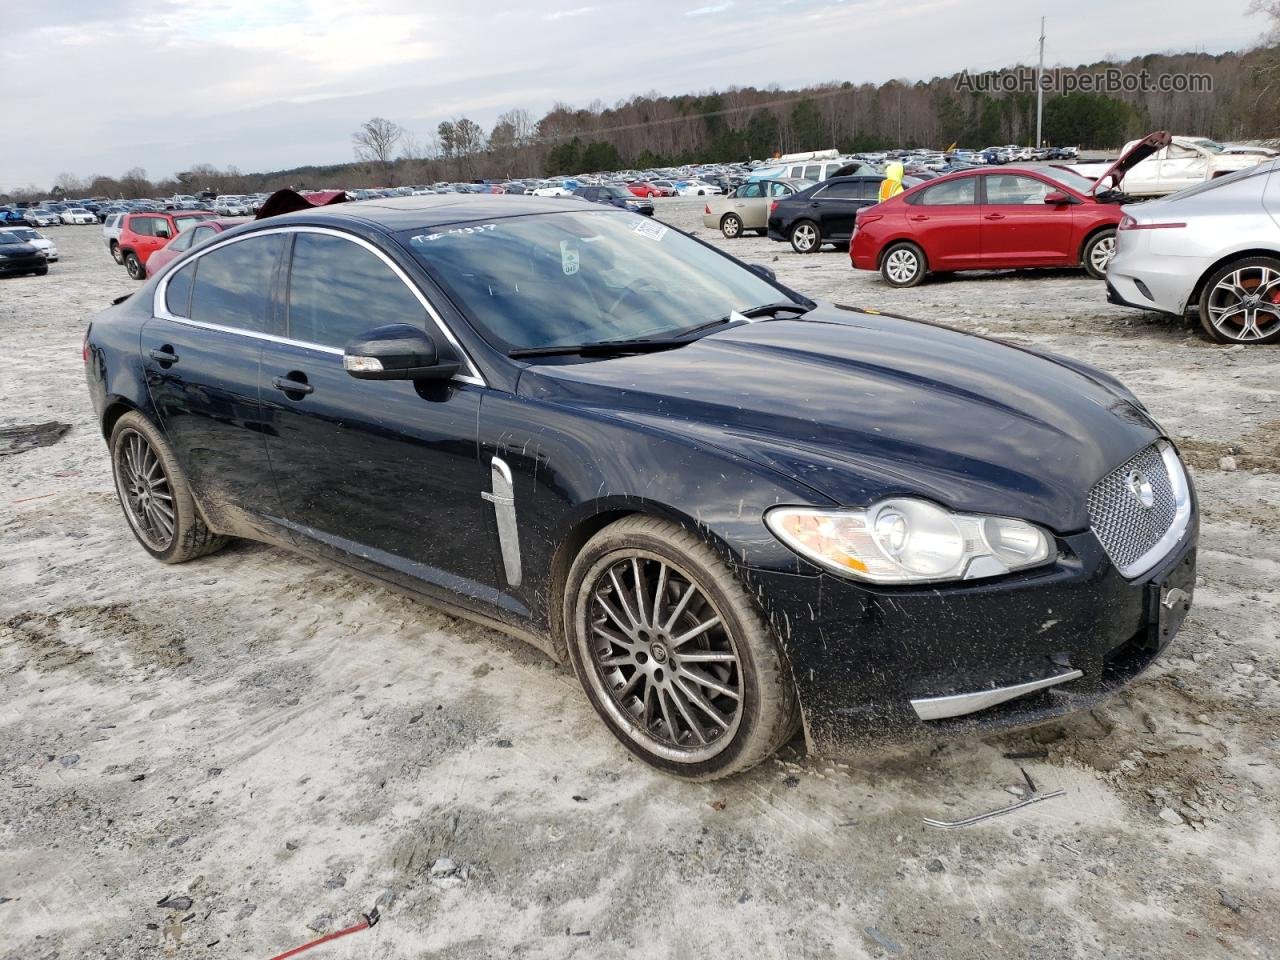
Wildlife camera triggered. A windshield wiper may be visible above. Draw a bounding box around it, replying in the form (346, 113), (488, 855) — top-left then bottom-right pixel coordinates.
(735, 300), (813, 319)
(509, 338), (691, 359)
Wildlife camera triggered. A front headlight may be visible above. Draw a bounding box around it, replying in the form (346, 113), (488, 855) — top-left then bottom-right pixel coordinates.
(765, 498), (1053, 584)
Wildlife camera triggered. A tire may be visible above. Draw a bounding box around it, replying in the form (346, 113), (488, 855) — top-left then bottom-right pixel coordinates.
(880, 242), (927, 287)
(110, 241), (123, 264)
(1197, 256), (1280, 344)
(789, 219), (821, 254)
(1082, 229), (1116, 280)
(563, 516), (800, 780)
(34, 267), (48, 276)
(109, 411), (227, 563)
(124, 252), (145, 280)
(720, 213), (744, 239)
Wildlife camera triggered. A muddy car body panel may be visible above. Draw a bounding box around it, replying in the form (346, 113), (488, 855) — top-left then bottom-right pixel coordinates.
(84, 196), (1199, 755)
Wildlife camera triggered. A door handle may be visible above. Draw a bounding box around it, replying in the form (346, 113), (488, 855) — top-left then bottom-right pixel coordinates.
(909, 215), (929, 221)
(809, 202), (820, 207)
(149, 346), (178, 364)
(272, 375), (314, 396)
(983, 213), (1006, 220)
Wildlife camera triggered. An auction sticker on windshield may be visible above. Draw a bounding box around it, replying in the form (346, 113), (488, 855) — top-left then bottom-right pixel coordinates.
(633, 219), (667, 242)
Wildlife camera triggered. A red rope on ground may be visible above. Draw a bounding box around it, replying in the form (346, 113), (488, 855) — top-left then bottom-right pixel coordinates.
(265, 908), (379, 960)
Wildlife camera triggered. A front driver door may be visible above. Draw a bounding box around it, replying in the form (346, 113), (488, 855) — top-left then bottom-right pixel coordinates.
(258, 228), (502, 603)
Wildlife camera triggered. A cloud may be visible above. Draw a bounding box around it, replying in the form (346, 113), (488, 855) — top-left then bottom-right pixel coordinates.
(685, 1), (732, 13)
(2, 0), (1260, 189)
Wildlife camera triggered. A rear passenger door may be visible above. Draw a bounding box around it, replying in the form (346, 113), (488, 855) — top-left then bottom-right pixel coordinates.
(258, 228), (500, 600)
(811, 179), (873, 239)
(902, 177), (982, 269)
(142, 233), (287, 538)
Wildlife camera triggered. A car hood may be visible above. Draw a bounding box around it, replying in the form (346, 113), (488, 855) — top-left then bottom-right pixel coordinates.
(0, 241), (41, 256)
(519, 304), (1160, 532)
(1091, 131), (1172, 194)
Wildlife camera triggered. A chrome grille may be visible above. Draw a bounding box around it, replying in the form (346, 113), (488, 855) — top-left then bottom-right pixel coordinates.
(1087, 443), (1183, 576)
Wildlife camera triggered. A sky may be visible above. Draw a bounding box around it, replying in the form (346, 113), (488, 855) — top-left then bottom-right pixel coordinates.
(0, 0), (1264, 190)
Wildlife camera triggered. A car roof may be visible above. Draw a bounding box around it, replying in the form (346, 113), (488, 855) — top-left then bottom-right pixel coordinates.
(256, 194), (602, 232)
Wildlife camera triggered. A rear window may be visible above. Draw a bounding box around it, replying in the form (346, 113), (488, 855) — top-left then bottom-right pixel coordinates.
(165, 262), (196, 317)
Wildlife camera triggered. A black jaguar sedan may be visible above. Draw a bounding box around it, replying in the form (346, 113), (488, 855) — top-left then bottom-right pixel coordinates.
(84, 196), (1197, 779)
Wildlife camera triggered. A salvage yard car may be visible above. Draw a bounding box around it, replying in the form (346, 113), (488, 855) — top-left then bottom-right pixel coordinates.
(117, 209), (218, 278)
(850, 135), (1173, 287)
(0, 231), (49, 276)
(1072, 135), (1266, 197)
(84, 195), (1199, 779)
(1107, 157), (1280, 344)
(702, 178), (812, 238)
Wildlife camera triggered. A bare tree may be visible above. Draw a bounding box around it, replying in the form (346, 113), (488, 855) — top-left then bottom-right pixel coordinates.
(352, 117), (404, 184)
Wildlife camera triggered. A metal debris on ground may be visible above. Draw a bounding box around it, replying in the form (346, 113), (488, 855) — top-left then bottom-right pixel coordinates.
(266, 906), (380, 960)
(923, 768), (1065, 829)
(0, 421), (71, 456)
(155, 894), (194, 911)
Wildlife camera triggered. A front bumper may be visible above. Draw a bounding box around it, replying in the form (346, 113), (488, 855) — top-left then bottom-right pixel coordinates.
(0, 254), (46, 275)
(746, 519), (1198, 754)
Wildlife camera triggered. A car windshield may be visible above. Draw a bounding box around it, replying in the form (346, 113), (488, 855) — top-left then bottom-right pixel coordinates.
(601, 186), (632, 198)
(401, 210), (784, 352)
(0, 233), (24, 245)
(10, 228), (37, 240)
(1038, 167), (1097, 194)
(1191, 138), (1224, 153)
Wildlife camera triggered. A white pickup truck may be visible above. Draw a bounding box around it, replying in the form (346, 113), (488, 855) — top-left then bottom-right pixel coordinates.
(1068, 136), (1265, 197)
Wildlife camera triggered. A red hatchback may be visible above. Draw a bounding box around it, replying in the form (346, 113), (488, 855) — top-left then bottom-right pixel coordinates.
(144, 219), (241, 277)
(850, 133), (1170, 287)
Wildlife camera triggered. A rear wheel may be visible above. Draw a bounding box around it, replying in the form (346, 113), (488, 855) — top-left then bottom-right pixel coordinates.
(564, 516), (799, 780)
(1197, 256), (1280, 344)
(109, 411), (227, 563)
(720, 213), (743, 239)
(880, 242), (927, 287)
(124, 252), (145, 280)
(1082, 229), (1116, 280)
(789, 220), (820, 253)
(110, 240), (123, 264)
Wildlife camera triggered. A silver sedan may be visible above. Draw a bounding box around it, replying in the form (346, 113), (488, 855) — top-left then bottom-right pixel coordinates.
(1106, 158), (1280, 344)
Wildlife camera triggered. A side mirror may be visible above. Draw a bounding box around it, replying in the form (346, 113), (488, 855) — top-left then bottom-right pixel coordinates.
(1043, 191), (1072, 205)
(748, 263), (777, 282)
(343, 324), (459, 381)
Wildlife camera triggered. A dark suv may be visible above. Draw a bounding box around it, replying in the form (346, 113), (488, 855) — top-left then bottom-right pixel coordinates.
(571, 184), (654, 217)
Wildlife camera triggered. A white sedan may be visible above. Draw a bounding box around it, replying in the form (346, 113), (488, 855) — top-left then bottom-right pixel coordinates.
(60, 207), (97, 225)
(1106, 158), (1280, 344)
(531, 180), (575, 197)
(0, 226), (58, 261)
(674, 181), (724, 197)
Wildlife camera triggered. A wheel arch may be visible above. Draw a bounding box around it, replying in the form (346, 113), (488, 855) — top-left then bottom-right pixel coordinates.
(875, 236), (925, 269)
(1186, 247), (1280, 313)
(101, 396), (143, 440)
(1077, 222), (1117, 263)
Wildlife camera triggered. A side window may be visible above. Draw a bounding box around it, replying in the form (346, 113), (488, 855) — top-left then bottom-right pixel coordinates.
(767, 181), (792, 197)
(165, 262), (196, 318)
(286, 233), (427, 349)
(803, 164), (822, 181)
(912, 178), (978, 206)
(188, 234), (285, 333)
(819, 180), (861, 199)
(741, 182), (765, 199)
(169, 229), (195, 253)
(130, 216), (156, 237)
(984, 174), (1052, 205)
(856, 179), (881, 200)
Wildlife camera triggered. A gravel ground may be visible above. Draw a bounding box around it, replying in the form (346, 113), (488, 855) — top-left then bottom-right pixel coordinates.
(1, 201), (1277, 959)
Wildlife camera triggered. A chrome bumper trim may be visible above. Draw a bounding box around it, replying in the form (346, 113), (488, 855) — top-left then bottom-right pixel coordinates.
(910, 668), (1084, 721)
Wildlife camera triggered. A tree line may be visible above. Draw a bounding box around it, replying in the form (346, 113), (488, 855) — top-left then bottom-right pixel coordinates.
(6, 40), (1278, 201)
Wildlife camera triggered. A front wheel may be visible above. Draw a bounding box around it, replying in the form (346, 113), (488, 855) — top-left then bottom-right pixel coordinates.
(1082, 229), (1116, 280)
(720, 213), (743, 239)
(564, 516), (799, 780)
(124, 252), (145, 280)
(110, 241), (123, 264)
(109, 411), (227, 563)
(1197, 256), (1280, 344)
(880, 242), (927, 287)
(789, 220), (820, 254)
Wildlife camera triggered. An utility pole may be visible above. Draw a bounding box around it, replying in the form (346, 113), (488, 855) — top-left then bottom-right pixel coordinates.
(1035, 16), (1045, 148)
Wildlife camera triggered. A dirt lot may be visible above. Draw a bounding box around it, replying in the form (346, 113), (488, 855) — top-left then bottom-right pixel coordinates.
(2, 201), (1277, 959)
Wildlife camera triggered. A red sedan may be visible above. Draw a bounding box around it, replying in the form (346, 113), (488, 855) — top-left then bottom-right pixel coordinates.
(628, 182), (673, 198)
(145, 218), (241, 277)
(849, 134), (1169, 287)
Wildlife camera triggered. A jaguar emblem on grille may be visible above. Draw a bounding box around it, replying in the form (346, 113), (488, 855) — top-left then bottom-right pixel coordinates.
(1124, 469), (1156, 510)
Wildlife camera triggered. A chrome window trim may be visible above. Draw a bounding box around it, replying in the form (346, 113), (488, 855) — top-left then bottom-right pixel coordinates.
(152, 224), (486, 386)
(1114, 441), (1193, 580)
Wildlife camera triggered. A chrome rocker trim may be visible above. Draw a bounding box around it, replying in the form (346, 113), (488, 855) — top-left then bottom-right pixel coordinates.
(910, 668), (1084, 721)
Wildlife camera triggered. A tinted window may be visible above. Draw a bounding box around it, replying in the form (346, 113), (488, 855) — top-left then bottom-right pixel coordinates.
(984, 174), (1052, 205)
(913, 178), (977, 206)
(165, 262), (196, 317)
(189, 234), (285, 333)
(286, 233), (426, 348)
(130, 216), (159, 237)
(818, 180), (862, 199)
(803, 164), (822, 180)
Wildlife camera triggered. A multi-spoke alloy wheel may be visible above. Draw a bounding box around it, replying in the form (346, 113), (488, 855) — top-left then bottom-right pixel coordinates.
(1083, 230), (1116, 280)
(585, 553), (742, 760)
(108, 411), (226, 563)
(1200, 257), (1280, 344)
(114, 428), (175, 551)
(565, 516), (800, 779)
(790, 220), (819, 253)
